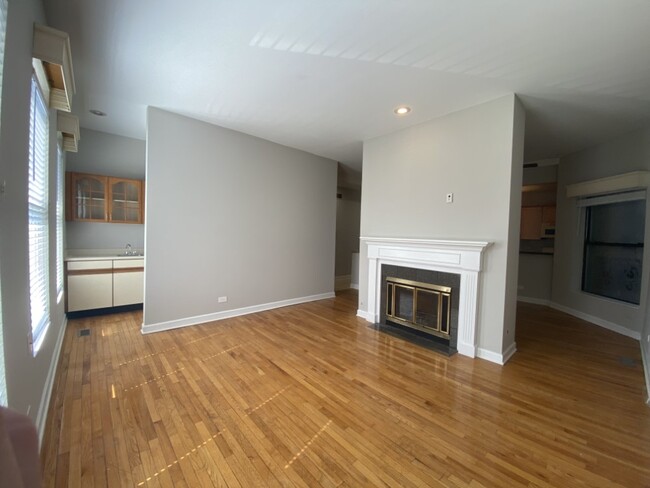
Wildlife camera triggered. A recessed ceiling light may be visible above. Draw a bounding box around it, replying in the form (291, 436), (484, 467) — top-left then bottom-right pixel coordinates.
(89, 109), (107, 117)
(394, 106), (411, 116)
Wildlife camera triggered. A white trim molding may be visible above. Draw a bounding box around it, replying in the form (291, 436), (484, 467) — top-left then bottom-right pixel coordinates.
(36, 316), (68, 445)
(142, 292), (335, 335)
(566, 170), (650, 198)
(641, 342), (650, 406)
(477, 342), (517, 365)
(357, 309), (373, 321)
(360, 237), (491, 359)
(549, 302), (641, 340)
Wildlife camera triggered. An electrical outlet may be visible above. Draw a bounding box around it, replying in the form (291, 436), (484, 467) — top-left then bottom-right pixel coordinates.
(446, 193), (453, 203)
(647, 334), (650, 343)
(218, 296), (227, 303)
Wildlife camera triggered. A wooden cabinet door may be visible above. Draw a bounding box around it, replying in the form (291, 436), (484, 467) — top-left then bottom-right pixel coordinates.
(542, 206), (556, 226)
(521, 207), (543, 240)
(68, 173), (108, 221)
(109, 178), (143, 223)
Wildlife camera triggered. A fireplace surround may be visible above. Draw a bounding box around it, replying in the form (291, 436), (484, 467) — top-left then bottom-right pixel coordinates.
(359, 237), (490, 358)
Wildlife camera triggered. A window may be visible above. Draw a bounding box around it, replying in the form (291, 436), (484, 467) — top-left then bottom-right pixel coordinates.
(56, 141), (64, 301)
(0, 0), (8, 405)
(581, 192), (646, 305)
(28, 74), (51, 354)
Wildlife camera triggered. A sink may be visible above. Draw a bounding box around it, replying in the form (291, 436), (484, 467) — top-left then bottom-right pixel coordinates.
(116, 252), (144, 257)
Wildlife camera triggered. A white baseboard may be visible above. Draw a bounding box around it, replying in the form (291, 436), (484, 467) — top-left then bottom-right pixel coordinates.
(518, 296), (551, 306)
(36, 316), (67, 446)
(356, 309), (373, 321)
(350, 283), (359, 290)
(335, 275), (352, 291)
(502, 342), (517, 364)
(477, 342), (516, 365)
(549, 302), (641, 340)
(641, 342), (650, 406)
(142, 292), (335, 335)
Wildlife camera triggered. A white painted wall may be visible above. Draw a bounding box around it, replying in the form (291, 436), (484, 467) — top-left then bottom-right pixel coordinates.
(66, 128), (146, 250)
(358, 95), (525, 357)
(144, 108), (337, 328)
(0, 0), (67, 435)
(552, 126), (650, 337)
(335, 187), (361, 278)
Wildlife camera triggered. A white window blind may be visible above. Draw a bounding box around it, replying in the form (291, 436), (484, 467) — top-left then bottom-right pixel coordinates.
(0, 0), (9, 405)
(56, 141), (64, 300)
(28, 74), (51, 354)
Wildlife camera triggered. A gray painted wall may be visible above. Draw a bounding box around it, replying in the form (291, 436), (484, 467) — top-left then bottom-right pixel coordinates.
(552, 126), (650, 336)
(66, 128), (146, 250)
(0, 0), (66, 428)
(518, 165), (558, 301)
(518, 254), (554, 301)
(335, 188), (361, 277)
(144, 108), (337, 326)
(358, 95), (524, 357)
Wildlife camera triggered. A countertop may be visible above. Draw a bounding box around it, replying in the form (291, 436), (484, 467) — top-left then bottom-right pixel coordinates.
(65, 248), (145, 262)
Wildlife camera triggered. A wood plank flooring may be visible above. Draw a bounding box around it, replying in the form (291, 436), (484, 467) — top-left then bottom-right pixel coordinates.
(40, 292), (650, 487)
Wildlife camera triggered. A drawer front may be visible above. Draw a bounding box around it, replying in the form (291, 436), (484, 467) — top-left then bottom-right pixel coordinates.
(113, 259), (144, 269)
(67, 260), (113, 271)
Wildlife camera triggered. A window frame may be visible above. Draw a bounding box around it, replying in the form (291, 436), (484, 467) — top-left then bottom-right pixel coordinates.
(0, 0), (9, 405)
(580, 192), (646, 306)
(56, 139), (64, 302)
(27, 72), (51, 355)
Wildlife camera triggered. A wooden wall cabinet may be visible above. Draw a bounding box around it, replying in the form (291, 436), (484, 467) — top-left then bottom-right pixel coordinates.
(66, 172), (144, 224)
(520, 205), (556, 240)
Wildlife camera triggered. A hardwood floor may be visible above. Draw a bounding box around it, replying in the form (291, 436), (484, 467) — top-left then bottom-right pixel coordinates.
(40, 291), (650, 487)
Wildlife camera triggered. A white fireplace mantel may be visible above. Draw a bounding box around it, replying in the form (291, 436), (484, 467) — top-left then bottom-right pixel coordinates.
(359, 237), (491, 358)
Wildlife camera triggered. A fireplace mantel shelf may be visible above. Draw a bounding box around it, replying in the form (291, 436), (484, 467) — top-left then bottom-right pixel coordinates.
(360, 237), (492, 359)
(360, 237), (491, 253)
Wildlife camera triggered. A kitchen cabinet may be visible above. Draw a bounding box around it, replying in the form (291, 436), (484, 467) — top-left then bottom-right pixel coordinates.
(113, 259), (144, 306)
(520, 205), (556, 240)
(66, 258), (144, 312)
(67, 260), (113, 312)
(66, 172), (144, 224)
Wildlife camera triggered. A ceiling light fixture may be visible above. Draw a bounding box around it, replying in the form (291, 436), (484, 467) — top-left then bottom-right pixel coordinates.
(89, 109), (107, 117)
(394, 106), (411, 116)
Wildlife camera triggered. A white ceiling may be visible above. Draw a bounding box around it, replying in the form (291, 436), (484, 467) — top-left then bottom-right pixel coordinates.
(43, 0), (650, 180)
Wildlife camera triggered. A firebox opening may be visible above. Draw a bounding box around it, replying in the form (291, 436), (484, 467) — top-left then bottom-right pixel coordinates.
(385, 277), (452, 340)
(378, 264), (460, 355)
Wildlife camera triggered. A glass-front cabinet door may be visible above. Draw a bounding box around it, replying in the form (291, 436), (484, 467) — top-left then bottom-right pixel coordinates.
(67, 172), (144, 224)
(109, 178), (142, 223)
(70, 173), (107, 221)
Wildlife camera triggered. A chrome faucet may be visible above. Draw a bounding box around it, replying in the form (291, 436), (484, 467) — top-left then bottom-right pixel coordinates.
(125, 243), (133, 255)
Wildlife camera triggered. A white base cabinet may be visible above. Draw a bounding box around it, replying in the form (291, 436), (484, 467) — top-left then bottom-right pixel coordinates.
(66, 258), (144, 312)
(113, 260), (144, 306)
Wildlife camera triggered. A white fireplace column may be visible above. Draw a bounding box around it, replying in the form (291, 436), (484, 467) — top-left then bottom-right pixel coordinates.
(359, 237), (491, 358)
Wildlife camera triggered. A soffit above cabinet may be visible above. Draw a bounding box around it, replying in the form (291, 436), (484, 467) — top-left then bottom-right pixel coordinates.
(32, 24), (76, 112)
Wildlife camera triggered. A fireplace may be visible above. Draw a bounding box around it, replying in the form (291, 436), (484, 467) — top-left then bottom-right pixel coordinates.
(385, 277), (451, 339)
(379, 264), (460, 352)
(360, 237), (490, 359)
